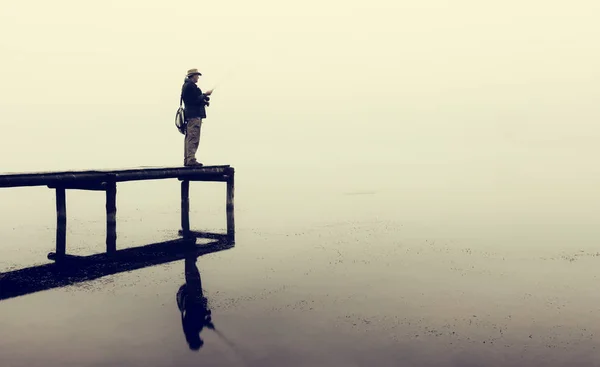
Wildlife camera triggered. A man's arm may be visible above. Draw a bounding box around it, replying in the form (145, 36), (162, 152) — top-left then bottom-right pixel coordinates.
(183, 83), (206, 105)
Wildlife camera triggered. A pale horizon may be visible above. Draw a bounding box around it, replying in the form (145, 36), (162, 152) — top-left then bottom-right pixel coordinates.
(1, 1), (599, 174)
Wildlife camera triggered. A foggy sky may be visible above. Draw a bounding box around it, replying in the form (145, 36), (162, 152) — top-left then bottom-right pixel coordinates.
(1, 1), (599, 176)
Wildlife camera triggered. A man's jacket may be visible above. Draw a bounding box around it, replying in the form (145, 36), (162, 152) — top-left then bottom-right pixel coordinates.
(181, 78), (207, 119)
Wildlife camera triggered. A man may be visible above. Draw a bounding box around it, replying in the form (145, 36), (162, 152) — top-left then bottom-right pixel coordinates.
(181, 68), (213, 167)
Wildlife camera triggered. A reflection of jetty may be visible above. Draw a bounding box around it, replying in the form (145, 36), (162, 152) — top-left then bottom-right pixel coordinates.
(0, 165), (235, 259)
(0, 236), (234, 301)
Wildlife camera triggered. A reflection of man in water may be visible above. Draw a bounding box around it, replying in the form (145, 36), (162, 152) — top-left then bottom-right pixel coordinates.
(176, 253), (214, 350)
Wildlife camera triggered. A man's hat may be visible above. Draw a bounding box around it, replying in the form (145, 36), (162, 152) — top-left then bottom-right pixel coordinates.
(186, 68), (202, 77)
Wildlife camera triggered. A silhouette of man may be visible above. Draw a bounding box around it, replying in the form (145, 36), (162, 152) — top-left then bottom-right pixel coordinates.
(176, 252), (214, 350)
(181, 68), (213, 167)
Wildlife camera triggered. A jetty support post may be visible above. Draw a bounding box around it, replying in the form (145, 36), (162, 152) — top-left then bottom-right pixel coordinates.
(226, 171), (235, 242)
(181, 180), (190, 236)
(55, 188), (67, 257)
(106, 181), (117, 254)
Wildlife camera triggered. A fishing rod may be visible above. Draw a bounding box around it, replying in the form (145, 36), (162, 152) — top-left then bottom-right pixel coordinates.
(206, 64), (238, 93)
(208, 324), (251, 366)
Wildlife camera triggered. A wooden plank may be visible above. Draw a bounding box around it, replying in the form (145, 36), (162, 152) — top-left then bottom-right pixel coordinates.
(110, 166), (229, 183)
(106, 182), (117, 254)
(48, 182), (108, 191)
(0, 172), (109, 188)
(47, 253), (82, 262)
(181, 180), (190, 235)
(0, 165), (230, 176)
(177, 230), (228, 240)
(226, 173), (235, 242)
(177, 175), (229, 182)
(0, 165), (231, 188)
(55, 188), (67, 256)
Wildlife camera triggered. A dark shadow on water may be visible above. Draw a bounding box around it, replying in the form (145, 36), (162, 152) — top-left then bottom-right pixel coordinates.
(176, 251), (215, 350)
(0, 236), (235, 302)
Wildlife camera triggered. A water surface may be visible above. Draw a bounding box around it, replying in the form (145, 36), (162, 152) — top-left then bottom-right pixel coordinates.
(1, 165), (598, 366)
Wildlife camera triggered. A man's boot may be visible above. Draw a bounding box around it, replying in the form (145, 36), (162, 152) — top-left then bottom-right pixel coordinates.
(184, 160), (203, 167)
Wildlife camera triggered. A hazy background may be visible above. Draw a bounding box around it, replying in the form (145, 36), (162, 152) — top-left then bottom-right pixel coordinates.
(1, 0), (600, 172)
(2, 0), (600, 243)
(2, 2), (600, 365)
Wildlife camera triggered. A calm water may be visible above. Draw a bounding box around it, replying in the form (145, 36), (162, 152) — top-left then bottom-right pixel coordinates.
(0, 164), (598, 367)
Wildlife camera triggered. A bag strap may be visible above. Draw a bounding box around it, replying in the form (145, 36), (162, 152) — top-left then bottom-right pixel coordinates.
(180, 80), (186, 107)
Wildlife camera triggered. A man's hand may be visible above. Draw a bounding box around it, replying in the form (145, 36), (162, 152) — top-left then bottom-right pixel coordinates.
(204, 89), (213, 96)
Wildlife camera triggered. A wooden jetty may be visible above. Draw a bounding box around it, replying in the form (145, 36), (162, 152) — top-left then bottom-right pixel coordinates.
(0, 165), (235, 260)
